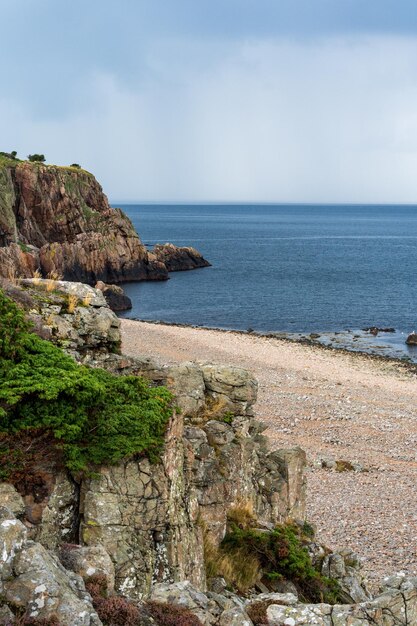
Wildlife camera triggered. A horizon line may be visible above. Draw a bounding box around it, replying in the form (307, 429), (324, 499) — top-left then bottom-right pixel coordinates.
(110, 200), (417, 207)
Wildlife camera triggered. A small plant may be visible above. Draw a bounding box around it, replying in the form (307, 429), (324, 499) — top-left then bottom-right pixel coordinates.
(145, 601), (204, 626)
(85, 573), (109, 599)
(58, 542), (80, 571)
(220, 410), (234, 424)
(246, 600), (272, 625)
(335, 460), (355, 472)
(6, 264), (18, 285)
(226, 500), (256, 530)
(70, 163), (81, 168)
(220, 522), (342, 603)
(66, 293), (78, 313)
(32, 269), (42, 285)
(46, 271), (62, 292)
(93, 597), (141, 626)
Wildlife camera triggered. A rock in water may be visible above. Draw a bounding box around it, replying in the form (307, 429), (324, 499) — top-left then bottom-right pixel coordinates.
(151, 242), (211, 271)
(406, 332), (417, 345)
(95, 281), (132, 311)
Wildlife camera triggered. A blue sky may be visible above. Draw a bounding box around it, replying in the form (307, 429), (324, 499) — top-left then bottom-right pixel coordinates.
(2, 1), (417, 202)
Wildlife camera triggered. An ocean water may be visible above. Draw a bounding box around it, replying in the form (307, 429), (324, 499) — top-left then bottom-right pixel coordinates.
(118, 204), (417, 362)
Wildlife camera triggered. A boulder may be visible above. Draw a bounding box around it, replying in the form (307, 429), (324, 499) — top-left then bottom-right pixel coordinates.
(0, 508), (101, 626)
(59, 545), (115, 594)
(0, 485), (25, 517)
(406, 332), (417, 345)
(95, 281), (132, 311)
(152, 243), (211, 272)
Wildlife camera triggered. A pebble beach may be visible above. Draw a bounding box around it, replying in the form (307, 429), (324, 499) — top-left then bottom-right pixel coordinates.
(121, 319), (417, 589)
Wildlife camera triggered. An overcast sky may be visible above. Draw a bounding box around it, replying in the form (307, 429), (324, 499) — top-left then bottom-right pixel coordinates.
(2, 1), (417, 202)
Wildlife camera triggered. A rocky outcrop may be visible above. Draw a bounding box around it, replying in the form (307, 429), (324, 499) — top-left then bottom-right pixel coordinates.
(0, 507), (102, 626)
(1, 280), (414, 625)
(0, 160), (209, 284)
(265, 572), (417, 625)
(95, 281), (132, 311)
(12, 279), (123, 358)
(151, 243), (211, 272)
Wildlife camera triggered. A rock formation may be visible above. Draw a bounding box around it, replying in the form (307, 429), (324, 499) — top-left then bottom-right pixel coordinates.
(1, 280), (416, 626)
(0, 158), (209, 285)
(151, 243), (211, 272)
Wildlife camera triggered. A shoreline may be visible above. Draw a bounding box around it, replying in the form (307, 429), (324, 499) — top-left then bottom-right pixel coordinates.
(120, 315), (417, 374)
(120, 318), (417, 588)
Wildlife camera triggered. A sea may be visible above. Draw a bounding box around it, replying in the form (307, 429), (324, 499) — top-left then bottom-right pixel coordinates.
(118, 203), (417, 363)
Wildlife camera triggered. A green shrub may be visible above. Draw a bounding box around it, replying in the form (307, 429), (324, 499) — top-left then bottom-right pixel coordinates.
(221, 522), (342, 603)
(27, 154), (46, 163)
(0, 290), (173, 474)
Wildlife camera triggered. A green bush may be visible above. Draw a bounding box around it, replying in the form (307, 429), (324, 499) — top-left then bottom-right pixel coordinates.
(221, 522), (342, 603)
(27, 153), (46, 162)
(0, 290), (173, 473)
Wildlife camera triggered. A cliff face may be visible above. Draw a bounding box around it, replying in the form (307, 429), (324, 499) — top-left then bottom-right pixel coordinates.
(0, 160), (209, 284)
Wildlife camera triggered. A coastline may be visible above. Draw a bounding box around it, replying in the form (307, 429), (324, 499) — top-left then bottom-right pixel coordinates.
(120, 315), (417, 373)
(121, 317), (417, 589)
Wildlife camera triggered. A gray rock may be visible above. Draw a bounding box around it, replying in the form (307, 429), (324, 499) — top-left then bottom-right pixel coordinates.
(59, 545), (115, 593)
(267, 603), (332, 625)
(0, 509), (101, 626)
(0, 485), (25, 517)
(246, 593), (298, 607)
(219, 606), (254, 626)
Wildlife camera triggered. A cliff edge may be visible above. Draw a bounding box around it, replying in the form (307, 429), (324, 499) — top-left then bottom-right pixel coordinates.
(0, 156), (209, 284)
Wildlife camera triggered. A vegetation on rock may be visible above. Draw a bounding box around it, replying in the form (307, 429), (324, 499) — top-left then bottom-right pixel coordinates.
(221, 521), (341, 603)
(85, 574), (203, 626)
(0, 290), (173, 475)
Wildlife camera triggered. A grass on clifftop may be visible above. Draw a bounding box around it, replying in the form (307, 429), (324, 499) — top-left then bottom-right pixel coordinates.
(0, 290), (173, 476)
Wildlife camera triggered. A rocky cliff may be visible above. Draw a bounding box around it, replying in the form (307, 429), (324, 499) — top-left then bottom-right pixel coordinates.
(1, 281), (416, 626)
(0, 157), (209, 284)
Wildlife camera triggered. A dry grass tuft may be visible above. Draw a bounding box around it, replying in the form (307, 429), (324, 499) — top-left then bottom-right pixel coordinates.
(202, 512), (261, 592)
(6, 264), (19, 285)
(32, 269), (42, 285)
(46, 270), (63, 292)
(66, 293), (78, 313)
(227, 499), (257, 530)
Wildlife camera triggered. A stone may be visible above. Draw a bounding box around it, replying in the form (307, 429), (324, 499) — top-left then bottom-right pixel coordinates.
(267, 603), (333, 626)
(321, 550), (371, 603)
(246, 593), (298, 607)
(0, 605), (15, 625)
(406, 332), (417, 345)
(219, 606), (254, 625)
(150, 581), (216, 626)
(0, 485), (25, 517)
(0, 509), (101, 626)
(94, 282), (132, 311)
(59, 545), (115, 593)
(152, 243), (211, 272)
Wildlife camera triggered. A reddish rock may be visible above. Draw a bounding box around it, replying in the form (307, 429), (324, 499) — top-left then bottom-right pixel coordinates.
(152, 242), (211, 271)
(0, 162), (168, 283)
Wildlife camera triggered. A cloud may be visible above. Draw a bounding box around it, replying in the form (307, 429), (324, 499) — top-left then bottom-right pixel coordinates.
(2, 32), (417, 202)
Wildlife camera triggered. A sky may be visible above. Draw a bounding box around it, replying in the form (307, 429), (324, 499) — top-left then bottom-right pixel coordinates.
(2, 1), (417, 203)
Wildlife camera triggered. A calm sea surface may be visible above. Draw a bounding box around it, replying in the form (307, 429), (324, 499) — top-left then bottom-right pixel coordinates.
(118, 204), (417, 361)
